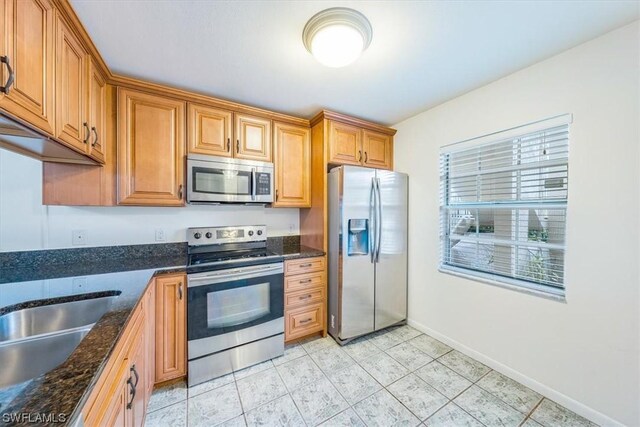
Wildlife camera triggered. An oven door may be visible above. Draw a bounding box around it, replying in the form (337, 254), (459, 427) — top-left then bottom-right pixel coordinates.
(187, 155), (274, 204)
(187, 263), (283, 359)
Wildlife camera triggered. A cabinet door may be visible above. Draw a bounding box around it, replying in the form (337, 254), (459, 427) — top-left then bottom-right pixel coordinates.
(328, 120), (362, 166)
(234, 113), (271, 162)
(273, 122), (310, 207)
(117, 88), (185, 206)
(55, 15), (88, 152)
(88, 59), (106, 163)
(155, 274), (186, 383)
(362, 130), (393, 170)
(128, 325), (146, 427)
(144, 285), (155, 406)
(187, 103), (232, 157)
(0, 0), (55, 134)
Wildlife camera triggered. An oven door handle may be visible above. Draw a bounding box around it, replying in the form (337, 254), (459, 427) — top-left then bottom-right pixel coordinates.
(251, 168), (257, 201)
(188, 263), (283, 287)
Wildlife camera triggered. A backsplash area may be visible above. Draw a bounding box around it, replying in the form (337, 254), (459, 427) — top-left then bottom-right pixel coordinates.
(0, 149), (300, 252)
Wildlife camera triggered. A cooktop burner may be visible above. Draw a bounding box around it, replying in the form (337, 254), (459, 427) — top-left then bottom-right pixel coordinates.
(189, 248), (279, 266)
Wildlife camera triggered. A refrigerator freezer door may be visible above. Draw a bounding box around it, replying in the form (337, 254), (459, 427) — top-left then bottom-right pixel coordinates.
(374, 169), (408, 331)
(328, 166), (376, 341)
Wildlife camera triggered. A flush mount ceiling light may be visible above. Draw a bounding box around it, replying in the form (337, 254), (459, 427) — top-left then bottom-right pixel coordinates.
(303, 7), (372, 68)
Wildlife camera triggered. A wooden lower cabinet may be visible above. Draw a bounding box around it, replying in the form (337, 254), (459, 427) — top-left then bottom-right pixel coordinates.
(155, 273), (187, 383)
(284, 256), (327, 342)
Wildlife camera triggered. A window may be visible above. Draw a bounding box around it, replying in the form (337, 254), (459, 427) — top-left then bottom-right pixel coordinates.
(439, 115), (570, 297)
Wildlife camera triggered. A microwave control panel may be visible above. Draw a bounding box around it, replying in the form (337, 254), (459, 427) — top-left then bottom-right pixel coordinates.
(256, 173), (271, 195)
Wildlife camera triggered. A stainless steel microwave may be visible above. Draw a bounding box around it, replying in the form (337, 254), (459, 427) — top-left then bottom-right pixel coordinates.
(187, 155), (274, 204)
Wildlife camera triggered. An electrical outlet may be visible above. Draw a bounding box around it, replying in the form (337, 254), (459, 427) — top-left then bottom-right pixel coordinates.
(72, 230), (87, 246)
(288, 223), (295, 235)
(155, 229), (166, 242)
(72, 277), (88, 291)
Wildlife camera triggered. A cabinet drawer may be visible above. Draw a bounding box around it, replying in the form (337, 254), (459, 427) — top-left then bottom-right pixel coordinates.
(285, 286), (325, 309)
(285, 271), (325, 293)
(285, 303), (324, 341)
(284, 257), (325, 276)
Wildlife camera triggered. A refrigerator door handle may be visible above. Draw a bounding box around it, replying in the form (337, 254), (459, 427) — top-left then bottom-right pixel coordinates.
(369, 177), (376, 263)
(375, 177), (382, 262)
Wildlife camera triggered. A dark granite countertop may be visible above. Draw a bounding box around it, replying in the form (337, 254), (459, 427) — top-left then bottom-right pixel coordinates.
(266, 235), (325, 260)
(0, 246), (187, 426)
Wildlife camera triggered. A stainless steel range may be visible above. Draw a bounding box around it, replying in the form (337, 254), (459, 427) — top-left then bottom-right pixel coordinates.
(186, 225), (284, 386)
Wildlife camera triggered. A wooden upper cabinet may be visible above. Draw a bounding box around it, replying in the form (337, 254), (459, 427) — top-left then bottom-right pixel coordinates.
(235, 113), (272, 162)
(117, 88), (185, 206)
(273, 121), (310, 207)
(0, 0), (55, 134)
(87, 59), (106, 163)
(155, 274), (186, 383)
(55, 15), (88, 152)
(187, 103), (232, 157)
(328, 120), (362, 166)
(363, 129), (393, 170)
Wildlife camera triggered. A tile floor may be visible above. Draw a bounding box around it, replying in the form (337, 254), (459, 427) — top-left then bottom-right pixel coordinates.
(144, 326), (598, 427)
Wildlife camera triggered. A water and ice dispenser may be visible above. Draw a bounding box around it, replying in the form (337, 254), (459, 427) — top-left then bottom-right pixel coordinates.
(347, 219), (369, 256)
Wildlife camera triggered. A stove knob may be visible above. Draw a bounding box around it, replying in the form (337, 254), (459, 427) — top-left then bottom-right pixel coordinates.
(248, 231), (254, 236)
(257, 230), (263, 236)
(194, 232), (202, 239)
(205, 232), (212, 239)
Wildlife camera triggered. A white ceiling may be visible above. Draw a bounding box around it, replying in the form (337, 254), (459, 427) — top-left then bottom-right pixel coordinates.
(70, 0), (639, 125)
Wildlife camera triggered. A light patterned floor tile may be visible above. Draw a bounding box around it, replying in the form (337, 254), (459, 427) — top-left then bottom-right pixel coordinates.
(188, 373), (235, 398)
(244, 394), (304, 427)
(368, 328), (406, 350)
(407, 335), (452, 358)
(327, 363), (382, 405)
(219, 415), (247, 427)
(423, 403), (483, 427)
(477, 371), (542, 414)
(438, 351), (491, 382)
(233, 360), (275, 381)
(390, 325), (422, 342)
(531, 399), (597, 427)
(386, 342), (433, 371)
(301, 335), (338, 354)
(353, 389), (421, 427)
(415, 361), (472, 399)
(236, 368), (288, 411)
(454, 385), (526, 427)
(310, 345), (355, 374)
(290, 377), (349, 426)
(272, 340), (307, 367)
(188, 383), (243, 426)
(342, 337), (382, 362)
(521, 418), (543, 427)
(275, 354), (325, 392)
(318, 408), (366, 427)
(387, 373), (449, 421)
(148, 380), (188, 413)
(144, 400), (187, 427)
(360, 352), (410, 386)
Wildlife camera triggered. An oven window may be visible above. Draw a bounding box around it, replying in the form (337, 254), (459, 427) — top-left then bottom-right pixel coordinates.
(206, 282), (270, 328)
(193, 167), (251, 195)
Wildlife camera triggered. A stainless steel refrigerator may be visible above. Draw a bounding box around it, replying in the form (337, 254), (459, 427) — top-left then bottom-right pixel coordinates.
(328, 165), (408, 344)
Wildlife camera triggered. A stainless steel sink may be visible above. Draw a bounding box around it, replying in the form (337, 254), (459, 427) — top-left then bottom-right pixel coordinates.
(0, 326), (90, 388)
(0, 294), (119, 341)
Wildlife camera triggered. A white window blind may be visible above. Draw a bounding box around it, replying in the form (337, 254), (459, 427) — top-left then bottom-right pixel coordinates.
(439, 116), (570, 295)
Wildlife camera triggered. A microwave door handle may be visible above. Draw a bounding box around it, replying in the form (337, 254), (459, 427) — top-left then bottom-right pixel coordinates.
(251, 168), (257, 201)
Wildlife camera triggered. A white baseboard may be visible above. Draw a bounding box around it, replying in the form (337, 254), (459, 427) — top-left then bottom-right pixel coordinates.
(407, 319), (624, 427)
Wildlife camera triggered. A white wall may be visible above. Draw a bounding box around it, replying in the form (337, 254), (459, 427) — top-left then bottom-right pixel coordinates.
(0, 150), (299, 252)
(394, 21), (639, 426)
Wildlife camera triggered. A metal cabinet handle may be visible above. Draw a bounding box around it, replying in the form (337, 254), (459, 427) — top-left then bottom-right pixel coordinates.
(131, 364), (139, 387)
(227, 138), (231, 152)
(299, 263), (312, 268)
(91, 127), (98, 147)
(0, 56), (14, 94)
(178, 282), (183, 300)
(299, 294), (312, 300)
(300, 278), (312, 284)
(364, 152), (368, 163)
(178, 184), (183, 199)
(300, 318), (312, 324)
(358, 150), (362, 162)
(126, 377), (136, 409)
(83, 123), (90, 144)
(236, 139), (240, 153)
(275, 189), (279, 201)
